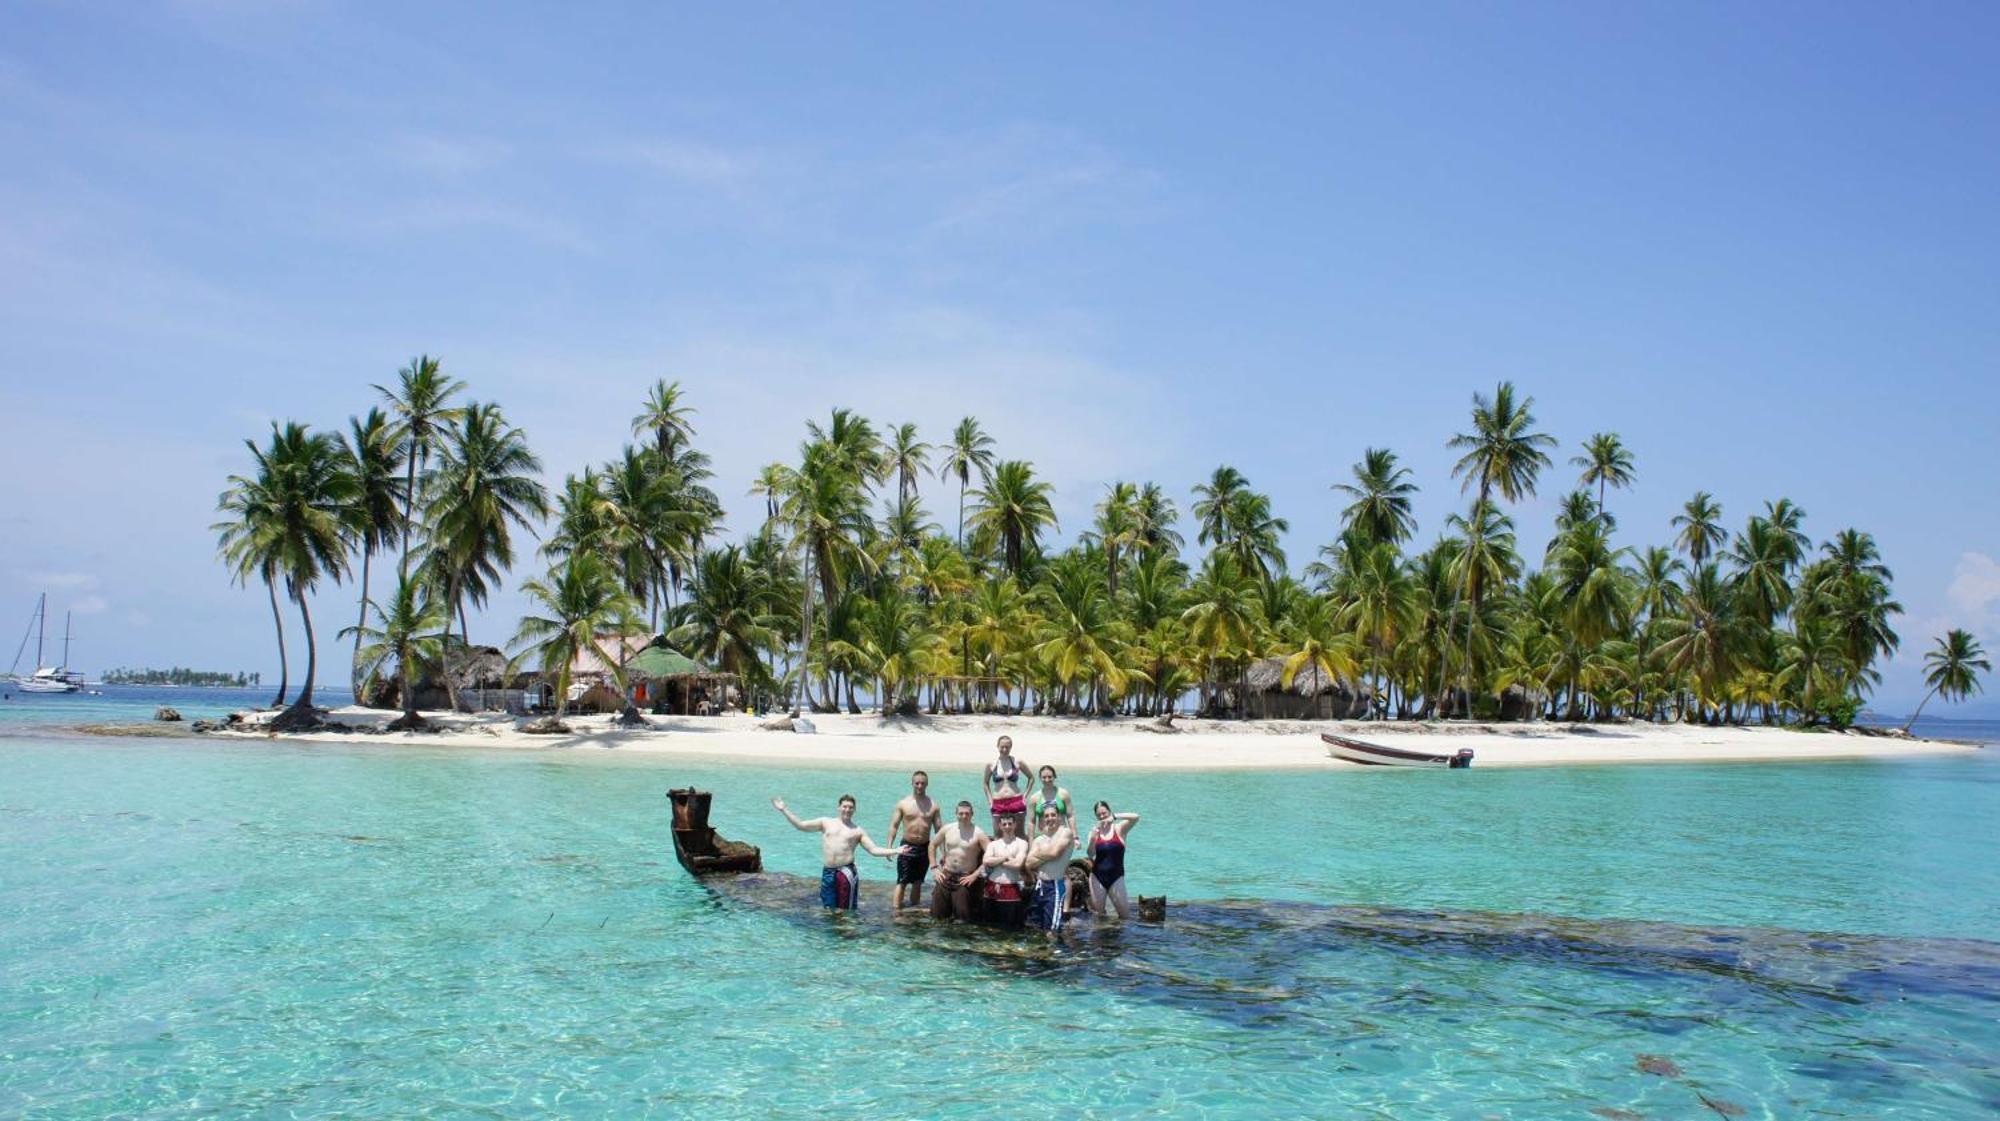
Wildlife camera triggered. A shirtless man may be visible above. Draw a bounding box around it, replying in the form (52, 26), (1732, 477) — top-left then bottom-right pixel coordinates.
(1025, 805), (1078, 935)
(887, 770), (943, 912)
(982, 735), (1032, 838)
(772, 794), (903, 911)
(980, 813), (1030, 929)
(928, 800), (989, 921)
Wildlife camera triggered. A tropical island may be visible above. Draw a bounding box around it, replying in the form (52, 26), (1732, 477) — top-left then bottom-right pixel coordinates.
(101, 667), (261, 688)
(208, 358), (1988, 758)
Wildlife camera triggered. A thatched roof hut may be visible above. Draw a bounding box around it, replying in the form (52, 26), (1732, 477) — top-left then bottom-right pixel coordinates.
(1239, 656), (1372, 719)
(362, 644), (516, 711)
(626, 643), (738, 715)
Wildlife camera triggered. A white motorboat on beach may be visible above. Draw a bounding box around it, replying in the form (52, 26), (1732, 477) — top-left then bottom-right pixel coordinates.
(7, 594), (87, 694)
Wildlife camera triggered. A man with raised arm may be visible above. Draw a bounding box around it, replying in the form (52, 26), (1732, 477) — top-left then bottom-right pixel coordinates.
(928, 800), (989, 921)
(887, 770), (943, 913)
(1025, 804), (1079, 935)
(771, 794), (903, 911)
(980, 812), (1030, 929)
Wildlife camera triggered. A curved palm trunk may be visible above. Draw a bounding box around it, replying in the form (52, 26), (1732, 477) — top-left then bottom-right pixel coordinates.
(267, 576), (289, 708)
(1451, 490), (1492, 719)
(352, 547), (373, 696)
(458, 599), (475, 711)
(441, 579), (464, 714)
(796, 553), (819, 712)
(397, 636), (418, 723)
(398, 451), (419, 578)
(293, 589), (318, 710)
(1902, 685), (1940, 734)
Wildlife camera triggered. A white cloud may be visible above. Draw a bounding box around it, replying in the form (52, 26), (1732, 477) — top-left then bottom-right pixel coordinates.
(1946, 551), (2000, 618)
(72, 595), (109, 615)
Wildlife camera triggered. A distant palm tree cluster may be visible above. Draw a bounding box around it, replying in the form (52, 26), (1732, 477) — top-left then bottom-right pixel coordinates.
(217, 369), (1986, 730)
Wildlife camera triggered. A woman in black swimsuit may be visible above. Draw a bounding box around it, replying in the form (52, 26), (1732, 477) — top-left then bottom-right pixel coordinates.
(1085, 800), (1140, 919)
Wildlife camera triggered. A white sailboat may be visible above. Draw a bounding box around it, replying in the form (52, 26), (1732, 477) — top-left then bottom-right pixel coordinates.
(8, 594), (86, 694)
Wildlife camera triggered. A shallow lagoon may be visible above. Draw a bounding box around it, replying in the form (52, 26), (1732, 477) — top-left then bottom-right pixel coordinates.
(1, 711), (1996, 1118)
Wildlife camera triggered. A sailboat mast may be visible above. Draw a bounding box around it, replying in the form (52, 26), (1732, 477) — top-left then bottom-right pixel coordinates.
(62, 611), (72, 671)
(36, 593), (46, 669)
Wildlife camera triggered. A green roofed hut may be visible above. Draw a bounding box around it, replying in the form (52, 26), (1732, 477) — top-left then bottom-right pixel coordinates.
(626, 643), (739, 716)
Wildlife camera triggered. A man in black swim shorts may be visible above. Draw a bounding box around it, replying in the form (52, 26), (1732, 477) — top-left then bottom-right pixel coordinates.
(887, 770), (942, 912)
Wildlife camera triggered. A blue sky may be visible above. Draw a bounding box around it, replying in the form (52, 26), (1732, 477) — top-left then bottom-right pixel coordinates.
(2, 3), (1996, 712)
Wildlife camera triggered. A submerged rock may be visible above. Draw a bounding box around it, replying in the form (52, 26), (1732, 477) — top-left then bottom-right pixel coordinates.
(1635, 1054), (1682, 1078)
(154, 706), (182, 722)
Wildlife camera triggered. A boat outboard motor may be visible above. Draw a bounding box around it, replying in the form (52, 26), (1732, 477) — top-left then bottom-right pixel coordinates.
(1449, 748), (1475, 769)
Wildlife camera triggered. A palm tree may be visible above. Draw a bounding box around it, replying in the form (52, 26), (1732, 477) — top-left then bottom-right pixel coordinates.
(970, 460), (1058, 576)
(542, 469), (609, 562)
(597, 446), (695, 629)
(1805, 530), (1901, 695)
(750, 463), (791, 529)
(807, 408), (888, 488)
(1192, 466), (1248, 551)
(1181, 556), (1259, 715)
(1763, 499), (1810, 574)
(1343, 540), (1416, 712)
(886, 423), (932, 508)
(1571, 432), (1635, 521)
(669, 545), (786, 690)
(781, 442), (877, 710)
(339, 408), (407, 693)
(247, 422), (356, 725)
(1544, 517), (1632, 716)
(1224, 490), (1289, 580)
(214, 451), (290, 707)
(426, 402), (549, 708)
(374, 355), (466, 579)
(963, 575), (1031, 709)
(1776, 618), (1844, 724)
(632, 379), (697, 459)
(848, 588), (937, 714)
(1552, 490), (1608, 540)
(1672, 492), (1725, 566)
(1905, 629), (1990, 731)
(512, 552), (644, 728)
(1334, 447), (1419, 546)
(509, 553), (645, 727)
(1449, 382), (1558, 510)
(938, 417), (997, 546)
(1092, 482), (1141, 596)
(1654, 563), (1755, 722)
(343, 572), (448, 730)
(1033, 559), (1128, 714)
(1444, 501), (1520, 710)
(1726, 516), (1793, 628)
(1277, 596), (1361, 719)
(1132, 482), (1184, 559)
(1446, 382), (1555, 714)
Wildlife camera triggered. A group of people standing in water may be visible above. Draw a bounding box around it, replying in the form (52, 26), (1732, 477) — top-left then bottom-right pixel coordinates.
(770, 735), (1140, 934)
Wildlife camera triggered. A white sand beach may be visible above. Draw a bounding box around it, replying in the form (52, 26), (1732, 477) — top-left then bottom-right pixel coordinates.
(211, 708), (1980, 772)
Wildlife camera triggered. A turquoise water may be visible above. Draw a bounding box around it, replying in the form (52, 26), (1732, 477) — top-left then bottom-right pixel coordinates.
(2, 702), (1997, 1118)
